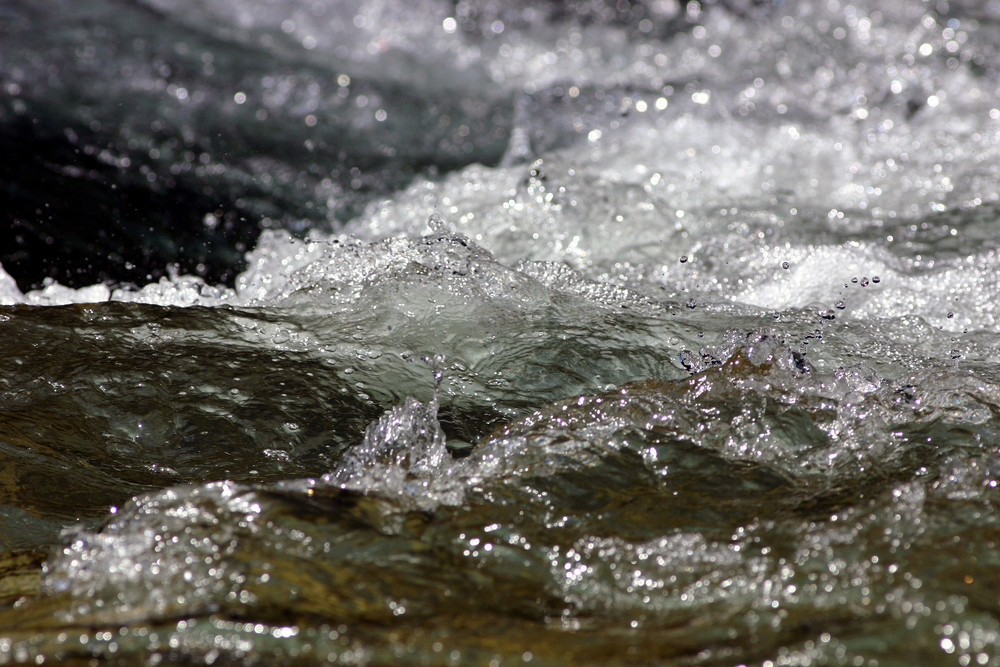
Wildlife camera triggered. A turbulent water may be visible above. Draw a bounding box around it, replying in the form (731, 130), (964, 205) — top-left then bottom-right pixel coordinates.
(2, 0), (1000, 664)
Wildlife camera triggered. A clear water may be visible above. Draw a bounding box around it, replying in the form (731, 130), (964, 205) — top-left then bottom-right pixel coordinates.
(1, 0), (999, 664)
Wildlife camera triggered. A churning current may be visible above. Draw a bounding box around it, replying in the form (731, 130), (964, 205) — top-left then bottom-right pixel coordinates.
(1, 0), (999, 664)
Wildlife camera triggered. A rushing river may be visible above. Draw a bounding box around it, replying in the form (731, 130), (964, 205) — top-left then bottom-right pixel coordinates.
(2, 0), (1000, 664)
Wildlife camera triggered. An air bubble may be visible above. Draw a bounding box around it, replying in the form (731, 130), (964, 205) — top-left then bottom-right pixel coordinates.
(679, 256), (688, 263)
(860, 277), (869, 287)
(872, 275), (881, 283)
(781, 261), (789, 269)
(685, 298), (697, 309)
(835, 300), (845, 310)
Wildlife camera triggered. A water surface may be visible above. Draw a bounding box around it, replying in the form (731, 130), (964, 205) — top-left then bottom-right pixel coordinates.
(1, 0), (999, 664)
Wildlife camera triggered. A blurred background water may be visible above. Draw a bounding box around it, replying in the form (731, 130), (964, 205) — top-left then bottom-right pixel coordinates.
(1, 0), (999, 664)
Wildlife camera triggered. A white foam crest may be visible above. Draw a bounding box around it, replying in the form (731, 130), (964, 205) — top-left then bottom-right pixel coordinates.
(19, 282), (112, 306)
(9, 274), (236, 309)
(44, 481), (261, 621)
(853, 251), (1000, 332)
(323, 396), (463, 509)
(0, 263), (23, 306)
(726, 244), (999, 331)
(346, 100), (999, 279)
(111, 273), (236, 307)
(348, 117), (860, 264)
(730, 243), (894, 310)
(231, 227), (560, 314)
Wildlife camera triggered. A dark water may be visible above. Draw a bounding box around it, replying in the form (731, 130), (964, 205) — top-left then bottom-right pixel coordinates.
(1, 0), (1000, 664)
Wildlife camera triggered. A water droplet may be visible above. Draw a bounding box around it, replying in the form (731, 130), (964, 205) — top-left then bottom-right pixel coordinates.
(851, 276), (858, 284)
(686, 298), (697, 309)
(679, 255), (688, 263)
(951, 350), (962, 359)
(820, 309), (836, 320)
(781, 261), (789, 269)
(872, 275), (881, 283)
(835, 300), (846, 310)
(428, 213), (449, 235)
(947, 312), (954, 318)
(860, 277), (870, 287)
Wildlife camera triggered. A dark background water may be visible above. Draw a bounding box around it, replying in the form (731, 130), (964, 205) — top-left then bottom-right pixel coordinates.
(1, 0), (544, 290)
